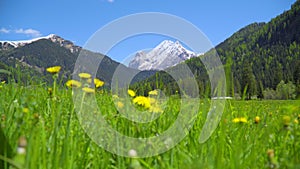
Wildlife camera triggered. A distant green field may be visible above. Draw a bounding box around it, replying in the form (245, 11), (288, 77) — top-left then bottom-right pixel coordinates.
(0, 79), (299, 169)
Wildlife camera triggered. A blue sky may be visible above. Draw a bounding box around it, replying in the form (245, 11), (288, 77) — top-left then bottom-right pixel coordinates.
(0, 0), (296, 62)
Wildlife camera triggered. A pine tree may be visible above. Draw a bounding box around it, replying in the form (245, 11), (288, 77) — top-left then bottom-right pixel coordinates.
(241, 60), (257, 100)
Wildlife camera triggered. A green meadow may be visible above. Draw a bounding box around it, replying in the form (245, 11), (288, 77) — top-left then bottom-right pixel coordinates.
(0, 72), (299, 169)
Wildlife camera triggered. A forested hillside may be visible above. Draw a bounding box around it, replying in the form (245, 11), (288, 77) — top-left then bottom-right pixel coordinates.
(0, 37), (155, 86)
(139, 1), (300, 99)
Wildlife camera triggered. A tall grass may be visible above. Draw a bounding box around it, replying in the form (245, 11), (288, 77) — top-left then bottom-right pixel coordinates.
(0, 79), (299, 168)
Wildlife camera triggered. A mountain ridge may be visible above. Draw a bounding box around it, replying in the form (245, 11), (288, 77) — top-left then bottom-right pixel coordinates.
(0, 34), (155, 86)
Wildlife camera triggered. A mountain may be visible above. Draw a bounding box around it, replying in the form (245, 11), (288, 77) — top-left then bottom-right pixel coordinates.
(128, 40), (197, 70)
(0, 34), (155, 86)
(132, 1), (300, 98)
(0, 34), (81, 53)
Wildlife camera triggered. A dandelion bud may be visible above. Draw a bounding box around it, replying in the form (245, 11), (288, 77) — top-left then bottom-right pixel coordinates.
(283, 116), (291, 127)
(254, 116), (260, 124)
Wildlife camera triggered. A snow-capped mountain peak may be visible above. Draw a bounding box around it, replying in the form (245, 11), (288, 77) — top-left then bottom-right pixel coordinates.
(128, 40), (197, 70)
(0, 34), (80, 53)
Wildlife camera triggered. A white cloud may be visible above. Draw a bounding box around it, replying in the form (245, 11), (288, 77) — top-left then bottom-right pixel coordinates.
(15, 28), (42, 37)
(107, 0), (114, 3)
(0, 28), (11, 33)
(0, 27), (42, 38)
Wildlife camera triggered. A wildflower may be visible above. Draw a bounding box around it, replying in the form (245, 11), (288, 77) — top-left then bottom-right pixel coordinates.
(283, 115), (291, 127)
(295, 119), (299, 124)
(232, 118), (240, 123)
(47, 67), (61, 98)
(117, 101), (124, 109)
(239, 117), (248, 123)
(17, 136), (27, 155)
(94, 78), (105, 88)
(23, 108), (30, 113)
(267, 149), (279, 168)
(254, 116), (260, 124)
(48, 88), (53, 96)
(82, 87), (95, 94)
(46, 66), (61, 74)
(148, 90), (158, 96)
(232, 117), (248, 123)
(66, 80), (82, 88)
(128, 89), (136, 97)
(128, 149), (137, 157)
(133, 96), (150, 108)
(78, 72), (92, 79)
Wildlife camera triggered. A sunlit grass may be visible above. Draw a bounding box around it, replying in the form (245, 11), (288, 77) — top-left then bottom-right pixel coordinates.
(0, 78), (299, 168)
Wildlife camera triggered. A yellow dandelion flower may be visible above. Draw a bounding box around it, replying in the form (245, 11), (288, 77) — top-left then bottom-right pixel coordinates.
(117, 101), (124, 109)
(128, 89), (136, 97)
(239, 117), (248, 123)
(82, 87), (95, 94)
(254, 116), (260, 124)
(232, 118), (240, 123)
(148, 90), (158, 95)
(66, 80), (82, 88)
(78, 73), (92, 79)
(23, 108), (30, 113)
(46, 66), (61, 74)
(133, 96), (151, 108)
(232, 117), (247, 123)
(94, 78), (105, 88)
